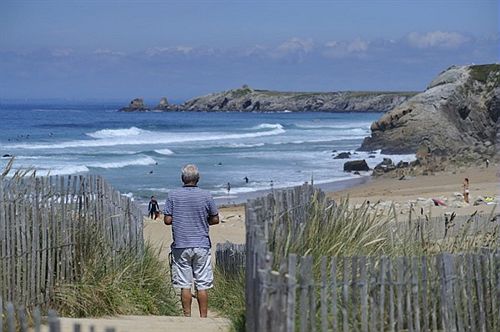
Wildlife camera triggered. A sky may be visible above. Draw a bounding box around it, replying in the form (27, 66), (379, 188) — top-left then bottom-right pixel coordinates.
(1, 0), (499, 102)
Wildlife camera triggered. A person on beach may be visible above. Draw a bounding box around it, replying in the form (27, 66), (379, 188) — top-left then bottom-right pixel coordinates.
(163, 164), (219, 318)
(148, 196), (159, 220)
(227, 182), (231, 195)
(244, 176), (249, 184)
(463, 178), (470, 204)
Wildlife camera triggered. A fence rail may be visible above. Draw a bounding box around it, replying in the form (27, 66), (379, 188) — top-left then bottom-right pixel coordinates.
(237, 183), (500, 331)
(0, 174), (144, 307)
(1, 297), (120, 332)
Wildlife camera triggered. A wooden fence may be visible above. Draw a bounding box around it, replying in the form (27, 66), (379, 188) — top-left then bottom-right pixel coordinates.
(1, 297), (119, 332)
(0, 175), (144, 307)
(215, 242), (245, 276)
(241, 184), (500, 332)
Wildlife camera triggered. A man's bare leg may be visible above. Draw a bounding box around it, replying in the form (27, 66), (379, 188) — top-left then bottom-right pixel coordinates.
(196, 289), (208, 318)
(181, 288), (192, 317)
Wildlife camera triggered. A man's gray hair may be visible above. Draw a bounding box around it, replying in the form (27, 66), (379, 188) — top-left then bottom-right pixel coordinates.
(181, 164), (200, 184)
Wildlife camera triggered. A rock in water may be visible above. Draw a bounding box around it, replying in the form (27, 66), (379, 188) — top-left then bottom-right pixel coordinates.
(119, 98), (149, 112)
(333, 152), (351, 159)
(343, 160), (370, 172)
(154, 97), (177, 111)
(360, 64), (500, 164)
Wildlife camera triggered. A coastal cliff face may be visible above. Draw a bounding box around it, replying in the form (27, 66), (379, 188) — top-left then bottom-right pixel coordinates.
(181, 86), (414, 112)
(119, 87), (415, 112)
(360, 64), (500, 163)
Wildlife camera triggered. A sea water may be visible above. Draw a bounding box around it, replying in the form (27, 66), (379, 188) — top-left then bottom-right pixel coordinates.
(0, 102), (414, 206)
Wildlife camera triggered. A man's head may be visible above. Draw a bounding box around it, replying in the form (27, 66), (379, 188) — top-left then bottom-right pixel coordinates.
(181, 164), (200, 185)
(151, 196), (155, 200)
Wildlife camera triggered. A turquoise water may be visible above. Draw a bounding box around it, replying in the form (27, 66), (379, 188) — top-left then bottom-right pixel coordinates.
(0, 103), (414, 205)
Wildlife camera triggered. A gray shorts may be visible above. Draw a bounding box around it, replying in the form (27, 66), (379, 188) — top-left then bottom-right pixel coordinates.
(171, 247), (213, 290)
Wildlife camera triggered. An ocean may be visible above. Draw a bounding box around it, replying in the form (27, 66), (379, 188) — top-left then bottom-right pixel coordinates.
(0, 102), (415, 208)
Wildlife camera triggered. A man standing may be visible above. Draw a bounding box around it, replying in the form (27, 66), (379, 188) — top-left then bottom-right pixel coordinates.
(163, 164), (219, 317)
(148, 196), (159, 220)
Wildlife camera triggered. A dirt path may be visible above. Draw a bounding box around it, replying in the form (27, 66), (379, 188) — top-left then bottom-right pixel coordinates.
(41, 316), (231, 332)
(41, 206), (246, 332)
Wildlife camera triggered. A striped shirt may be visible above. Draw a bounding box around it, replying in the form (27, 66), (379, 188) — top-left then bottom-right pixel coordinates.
(163, 185), (218, 249)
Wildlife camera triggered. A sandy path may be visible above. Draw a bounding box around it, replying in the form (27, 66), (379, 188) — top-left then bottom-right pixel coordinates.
(39, 206), (245, 332)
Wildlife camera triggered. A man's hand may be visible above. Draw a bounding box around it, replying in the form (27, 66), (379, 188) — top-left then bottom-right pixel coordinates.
(164, 215), (173, 225)
(208, 215), (219, 225)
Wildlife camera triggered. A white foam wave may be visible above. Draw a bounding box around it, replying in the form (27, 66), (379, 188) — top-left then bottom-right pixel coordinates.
(87, 127), (147, 138)
(252, 123), (284, 130)
(87, 156), (156, 169)
(154, 149), (174, 155)
(295, 122), (372, 130)
(33, 165), (90, 176)
(10, 126), (286, 150)
(225, 143), (266, 148)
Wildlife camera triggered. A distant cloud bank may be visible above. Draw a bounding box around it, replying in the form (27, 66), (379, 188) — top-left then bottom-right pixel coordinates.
(0, 31), (498, 100)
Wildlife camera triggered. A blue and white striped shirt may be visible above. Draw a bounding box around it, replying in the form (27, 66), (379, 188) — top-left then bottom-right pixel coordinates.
(163, 185), (219, 249)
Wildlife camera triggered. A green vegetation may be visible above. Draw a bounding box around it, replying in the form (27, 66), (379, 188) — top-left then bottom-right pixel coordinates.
(210, 269), (246, 332)
(270, 195), (498, 265)
(211, 193), (498, 330)
(469, 64), (500, 84)
(53, 241), (180, 317)
(230, 86), (254, 98)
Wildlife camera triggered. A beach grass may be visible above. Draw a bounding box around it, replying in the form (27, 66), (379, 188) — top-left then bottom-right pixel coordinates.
(210, 268), (246, 332)
(211, 192), (498, 330)
(53, 241), (180, 317)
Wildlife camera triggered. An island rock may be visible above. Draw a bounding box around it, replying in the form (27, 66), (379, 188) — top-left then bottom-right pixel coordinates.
(181, 85), (415, 112)
(119, 98), (149, 112)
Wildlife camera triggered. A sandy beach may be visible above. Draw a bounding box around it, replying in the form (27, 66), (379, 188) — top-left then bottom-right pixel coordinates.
(328, 164), (499, 219)
(143, 164), (499, 252)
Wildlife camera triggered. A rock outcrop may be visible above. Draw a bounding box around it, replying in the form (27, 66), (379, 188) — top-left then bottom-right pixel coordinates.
(360, 64), (500, 164)
(119, 86), (415, 113)
(154, 97), (170, 110)
(180, 85), (415, 112)
(333, 152), (351, 159)
(343, 160), (370, 172)
(119, 98), (149, 112)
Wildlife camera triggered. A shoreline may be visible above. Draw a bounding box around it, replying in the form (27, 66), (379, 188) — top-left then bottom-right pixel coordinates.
(136, 175), (373, 213)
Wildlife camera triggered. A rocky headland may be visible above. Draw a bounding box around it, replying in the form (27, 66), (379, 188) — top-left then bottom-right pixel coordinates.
(360, 64), (500, 169)
(119, 86), (415, 113)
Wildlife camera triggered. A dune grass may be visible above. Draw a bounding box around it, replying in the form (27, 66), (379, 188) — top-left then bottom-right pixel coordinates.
(53, 242), (180, 317)
(210, 268), (246, 332)
(211, 192), (498, 330)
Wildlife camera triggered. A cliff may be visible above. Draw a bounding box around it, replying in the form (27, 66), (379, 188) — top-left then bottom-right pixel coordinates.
(181, 86), (415, 112)
(360, 64), (500, 164)
(119, 87), (416, 113)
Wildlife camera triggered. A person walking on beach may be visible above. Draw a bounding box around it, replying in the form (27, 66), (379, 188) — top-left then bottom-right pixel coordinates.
(163, 164), (219, 318)
(148, 196), (160, 220)
(463, 178), (470, 204)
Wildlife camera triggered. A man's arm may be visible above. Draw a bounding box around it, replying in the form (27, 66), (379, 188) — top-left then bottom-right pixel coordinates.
(164, 215), (173, 225)
(208, 214), (219, 225)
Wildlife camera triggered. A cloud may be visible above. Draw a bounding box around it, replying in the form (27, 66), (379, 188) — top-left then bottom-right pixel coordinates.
(270, 38), (314, 61)
(93, 48), (125, 56)
(51, 48), (74, 57)
(407, 31), (470, 49)
(145, 46), (194, 57)
(323, 38), (369, 58)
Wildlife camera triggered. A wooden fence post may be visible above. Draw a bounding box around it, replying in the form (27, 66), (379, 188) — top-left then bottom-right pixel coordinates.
(286, 254), (297, 332)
